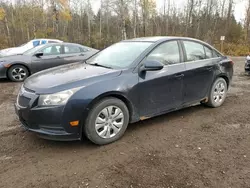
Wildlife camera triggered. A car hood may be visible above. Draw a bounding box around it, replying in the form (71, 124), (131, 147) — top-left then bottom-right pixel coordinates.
(0, 47), (22, 56)
(0, 54), (31, 63)
(24, 62), (122, 94)
(0, 47), (15, 53)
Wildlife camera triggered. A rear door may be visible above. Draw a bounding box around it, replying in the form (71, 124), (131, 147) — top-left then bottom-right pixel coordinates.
(181, 40), (217, 104)
(62, 44), (88, 64)
(31, 44), (64, 73)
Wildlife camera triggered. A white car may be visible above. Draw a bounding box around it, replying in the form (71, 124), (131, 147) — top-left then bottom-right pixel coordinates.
(0, 39), (63, 57)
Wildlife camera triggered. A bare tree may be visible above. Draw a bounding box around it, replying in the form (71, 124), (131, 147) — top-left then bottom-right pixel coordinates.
(0, 0), (247, 55)
(185, 0), (195, 35)
(100, 0), (102, 40)
(245, 0), (250, 41)
(133, 0), (137, 37)
(221, 0), (226, 17)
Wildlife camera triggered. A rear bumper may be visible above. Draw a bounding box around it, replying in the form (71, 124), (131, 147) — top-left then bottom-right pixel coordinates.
(245, 61), (250, 73)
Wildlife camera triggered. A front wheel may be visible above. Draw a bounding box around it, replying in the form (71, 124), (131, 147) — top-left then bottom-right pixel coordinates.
(206, 77), (228, 108)
(8, 65), (29, 82)
(84, 98), (129, 145)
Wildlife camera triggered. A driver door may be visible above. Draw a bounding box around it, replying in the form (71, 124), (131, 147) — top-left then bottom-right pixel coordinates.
(137, 40), (186, 116)
(31, 44), (64, 73)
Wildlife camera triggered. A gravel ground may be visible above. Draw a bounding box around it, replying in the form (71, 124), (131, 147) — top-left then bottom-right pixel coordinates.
(0, 57), (250, 188)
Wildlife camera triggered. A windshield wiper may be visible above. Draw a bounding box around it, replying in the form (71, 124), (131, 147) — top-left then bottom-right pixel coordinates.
(89, 63), (113, 69)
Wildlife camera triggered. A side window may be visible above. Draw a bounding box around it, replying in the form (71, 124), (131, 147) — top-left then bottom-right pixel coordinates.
(64, 45), (81, 54)
(40, 45), (62, 55)
(204, 46), (213, 59)
(41, 40), (47, 45)
(32, 40), (40, 47)
(183, 41), (205, 61)
(146, 41), (180, 65)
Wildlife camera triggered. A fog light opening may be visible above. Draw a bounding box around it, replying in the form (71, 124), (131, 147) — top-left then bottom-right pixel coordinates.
(70, 121), (79, 127)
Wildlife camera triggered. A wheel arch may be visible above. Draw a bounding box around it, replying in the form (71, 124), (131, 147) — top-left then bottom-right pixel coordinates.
(84, 91), (138, 124)
(6, 63), (31, 78)
(216, 74), (229, 89)
(204, 74), (230, 103)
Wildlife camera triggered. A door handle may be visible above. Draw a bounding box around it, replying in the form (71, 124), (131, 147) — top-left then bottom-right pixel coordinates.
(206, 67), (213, 71)
(175, 74), (184, 78)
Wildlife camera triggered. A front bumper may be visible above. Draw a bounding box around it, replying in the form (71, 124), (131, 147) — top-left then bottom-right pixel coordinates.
(14, 88), (82, 141)
(0, 64), (7, 79)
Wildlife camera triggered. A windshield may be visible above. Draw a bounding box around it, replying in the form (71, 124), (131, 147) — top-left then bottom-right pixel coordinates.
(23, 44), (46, 55)
(86, 42), (152, 68)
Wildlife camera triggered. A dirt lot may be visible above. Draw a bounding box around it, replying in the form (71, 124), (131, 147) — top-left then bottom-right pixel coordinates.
(0, 57), (250, 188)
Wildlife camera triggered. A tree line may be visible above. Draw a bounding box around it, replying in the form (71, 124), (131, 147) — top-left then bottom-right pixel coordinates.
(0, 0), (249, 56)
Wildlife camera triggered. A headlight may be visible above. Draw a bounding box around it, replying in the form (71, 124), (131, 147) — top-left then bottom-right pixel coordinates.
(38, 88), (81, 106)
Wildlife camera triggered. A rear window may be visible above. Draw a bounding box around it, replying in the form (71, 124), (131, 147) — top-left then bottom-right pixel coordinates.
(48, 41), (58, 43)
(213, 50), (222, 57)
(204, 46), (213, 59)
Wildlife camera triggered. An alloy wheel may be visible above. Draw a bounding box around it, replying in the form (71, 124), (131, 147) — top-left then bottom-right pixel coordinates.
(12, 67), (27, 81)
(213, 81), (226, 104)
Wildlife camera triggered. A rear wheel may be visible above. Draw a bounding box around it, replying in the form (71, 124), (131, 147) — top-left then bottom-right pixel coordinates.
(84, 98), (129, 145)
(8, 65), (29, 82)
(206, 77), (228, 108)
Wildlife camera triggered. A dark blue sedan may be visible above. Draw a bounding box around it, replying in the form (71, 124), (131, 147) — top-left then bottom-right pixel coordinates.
(15, 37), (234, 145)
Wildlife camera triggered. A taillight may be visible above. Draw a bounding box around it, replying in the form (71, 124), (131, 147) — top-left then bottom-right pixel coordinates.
(228, 58), (234, 65)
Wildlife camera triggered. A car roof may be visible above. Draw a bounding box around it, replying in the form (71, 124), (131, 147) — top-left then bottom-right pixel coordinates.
(31, 39), (63, 42)
(37, 42), (96, 50)
(37, 42), (79, 46)
(61, 42), (97, 49)
(123, 36), (219, 52)
(124, 36), (207, 44)
(61, 42), (82, 45)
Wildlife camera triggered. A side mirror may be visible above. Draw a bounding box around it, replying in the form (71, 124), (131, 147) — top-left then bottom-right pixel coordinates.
(140, 60), (164, 72)
(34, 52), (43, 57)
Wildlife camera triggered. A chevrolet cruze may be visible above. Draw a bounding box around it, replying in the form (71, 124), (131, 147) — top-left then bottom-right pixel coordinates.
(15, 37), (234, 145)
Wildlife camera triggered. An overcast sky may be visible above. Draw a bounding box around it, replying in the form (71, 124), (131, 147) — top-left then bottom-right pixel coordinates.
(92, 0), (247, 22)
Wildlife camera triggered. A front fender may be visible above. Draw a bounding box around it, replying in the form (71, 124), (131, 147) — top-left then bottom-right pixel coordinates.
(4, 61), (30, 70)
(62, 72), (140, 130)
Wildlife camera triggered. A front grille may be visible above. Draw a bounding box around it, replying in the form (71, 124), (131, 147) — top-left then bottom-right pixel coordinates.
(18, 95), (31, 107)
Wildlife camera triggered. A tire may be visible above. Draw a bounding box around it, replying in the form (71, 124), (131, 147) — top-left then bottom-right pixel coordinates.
(8, 65), (29, 82)
(84, 97), (129, 145)
(206, 77), (228, 108)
